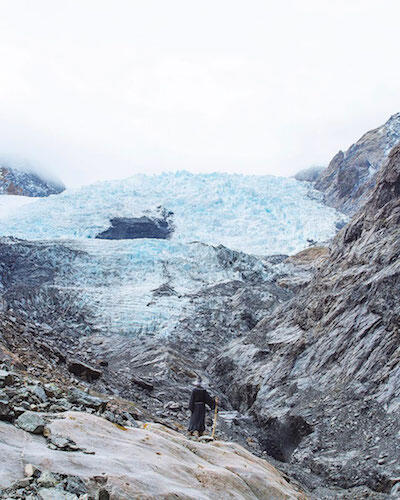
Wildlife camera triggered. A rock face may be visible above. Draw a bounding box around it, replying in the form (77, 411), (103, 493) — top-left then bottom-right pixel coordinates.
(0, 165), (65, 197)
(67, 360), (102, 382)
(315, 112), (400, 214)
(0, 411), (306, 499)
(96, 214), (174, 240)
(210, 144), (400, 492)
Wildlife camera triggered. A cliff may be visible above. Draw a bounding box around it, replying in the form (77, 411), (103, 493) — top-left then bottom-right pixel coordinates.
(314, 113), (400, 214)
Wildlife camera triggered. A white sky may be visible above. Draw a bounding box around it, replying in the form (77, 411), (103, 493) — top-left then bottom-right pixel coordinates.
(0, 0), (399, 187)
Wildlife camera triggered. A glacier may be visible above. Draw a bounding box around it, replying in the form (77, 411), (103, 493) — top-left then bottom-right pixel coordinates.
(0, 172), (346, 336)
(0, 195), (38, 218)
(0, 171), (344, 255)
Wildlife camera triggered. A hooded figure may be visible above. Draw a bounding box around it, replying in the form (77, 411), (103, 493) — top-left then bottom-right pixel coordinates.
(188, 378), (216, 436)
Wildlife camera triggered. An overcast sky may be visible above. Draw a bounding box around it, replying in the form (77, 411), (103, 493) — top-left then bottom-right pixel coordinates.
(0, 1), (399, 187)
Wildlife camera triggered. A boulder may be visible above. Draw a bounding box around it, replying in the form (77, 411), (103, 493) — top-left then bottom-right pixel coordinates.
(28, 384), (48, 403)
(67, 360), (102, 382)
(0, 369), (14, 387)
(0, 398), (11, 420)
(131, 377), (154, 391)
(16, 411), (45, 434)
(25, 464), (40, 478)
(37, 471), (60, 488)
(68, 388), (107, 411)
(64, 476), (87, 496)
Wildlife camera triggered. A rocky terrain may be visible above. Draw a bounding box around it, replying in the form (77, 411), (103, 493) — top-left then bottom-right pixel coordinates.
(0, 124), (399, 498)
(313, 113), (400, 214)
(209, 144), (400, 496)
(0, 164), (65, 197)
(0, 316), (306, 499)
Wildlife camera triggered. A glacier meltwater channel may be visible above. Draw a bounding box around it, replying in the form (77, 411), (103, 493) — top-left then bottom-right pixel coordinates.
(0, 172), (346, 336)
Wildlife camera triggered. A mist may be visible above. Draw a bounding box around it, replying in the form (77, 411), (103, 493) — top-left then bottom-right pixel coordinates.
(1, 0), (400, 188)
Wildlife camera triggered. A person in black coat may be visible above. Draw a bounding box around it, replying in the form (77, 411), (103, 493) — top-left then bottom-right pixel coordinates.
(188, 378), (216, 437)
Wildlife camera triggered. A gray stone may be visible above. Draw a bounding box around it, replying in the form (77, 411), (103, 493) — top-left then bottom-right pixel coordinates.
(25, 463), (40, 477)
(0, 397), (10, 419)
(0, 369), (13, 387)
(64, 476), (87, 496)
(68, 388), (107, 411)
(28, 384), (48, 403)
(37, 487), (78, 500)
(37, 470), (61, 487)
(44, 383), (63, 398)
(315, 112), (400, 214)
(67, 360), (102, 383)
(16, 411), (45, 434)
(96, 213), (174, 240)
(48, 434), (80, 451)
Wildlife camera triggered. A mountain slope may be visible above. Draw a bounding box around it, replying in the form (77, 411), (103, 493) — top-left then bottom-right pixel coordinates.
(210, 144), (400, 492)
(315, 113), (400, 214)
(0, 164), (65, 197)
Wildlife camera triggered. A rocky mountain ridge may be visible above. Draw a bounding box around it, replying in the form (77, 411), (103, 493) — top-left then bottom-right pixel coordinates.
(210, 144), (400, 494)
(312, 113), (400, 215)
(0, 164), (64, 197)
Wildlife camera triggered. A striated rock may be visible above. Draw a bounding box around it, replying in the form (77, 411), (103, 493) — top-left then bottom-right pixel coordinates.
(131, 377), (154, 391)
(0, 411), (306, 499)
(209, 143), (400, 491)
(315, 112), (400, 214)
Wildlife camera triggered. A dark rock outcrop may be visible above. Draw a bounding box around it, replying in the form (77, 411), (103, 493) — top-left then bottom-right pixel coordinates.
(67, 360), (102, 382)
(315, 112), (400, 214)
(96, 215), (174, 240)
(0, 165), (65, 197)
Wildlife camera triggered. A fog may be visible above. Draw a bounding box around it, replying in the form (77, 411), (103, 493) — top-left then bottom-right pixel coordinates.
(0, 1), (399, 187)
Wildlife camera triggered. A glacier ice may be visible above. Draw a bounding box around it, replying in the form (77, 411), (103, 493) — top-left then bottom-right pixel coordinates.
(0, 171), (344, 255)
(0, 195), (38, 219)
(0, 172), (347, 336)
